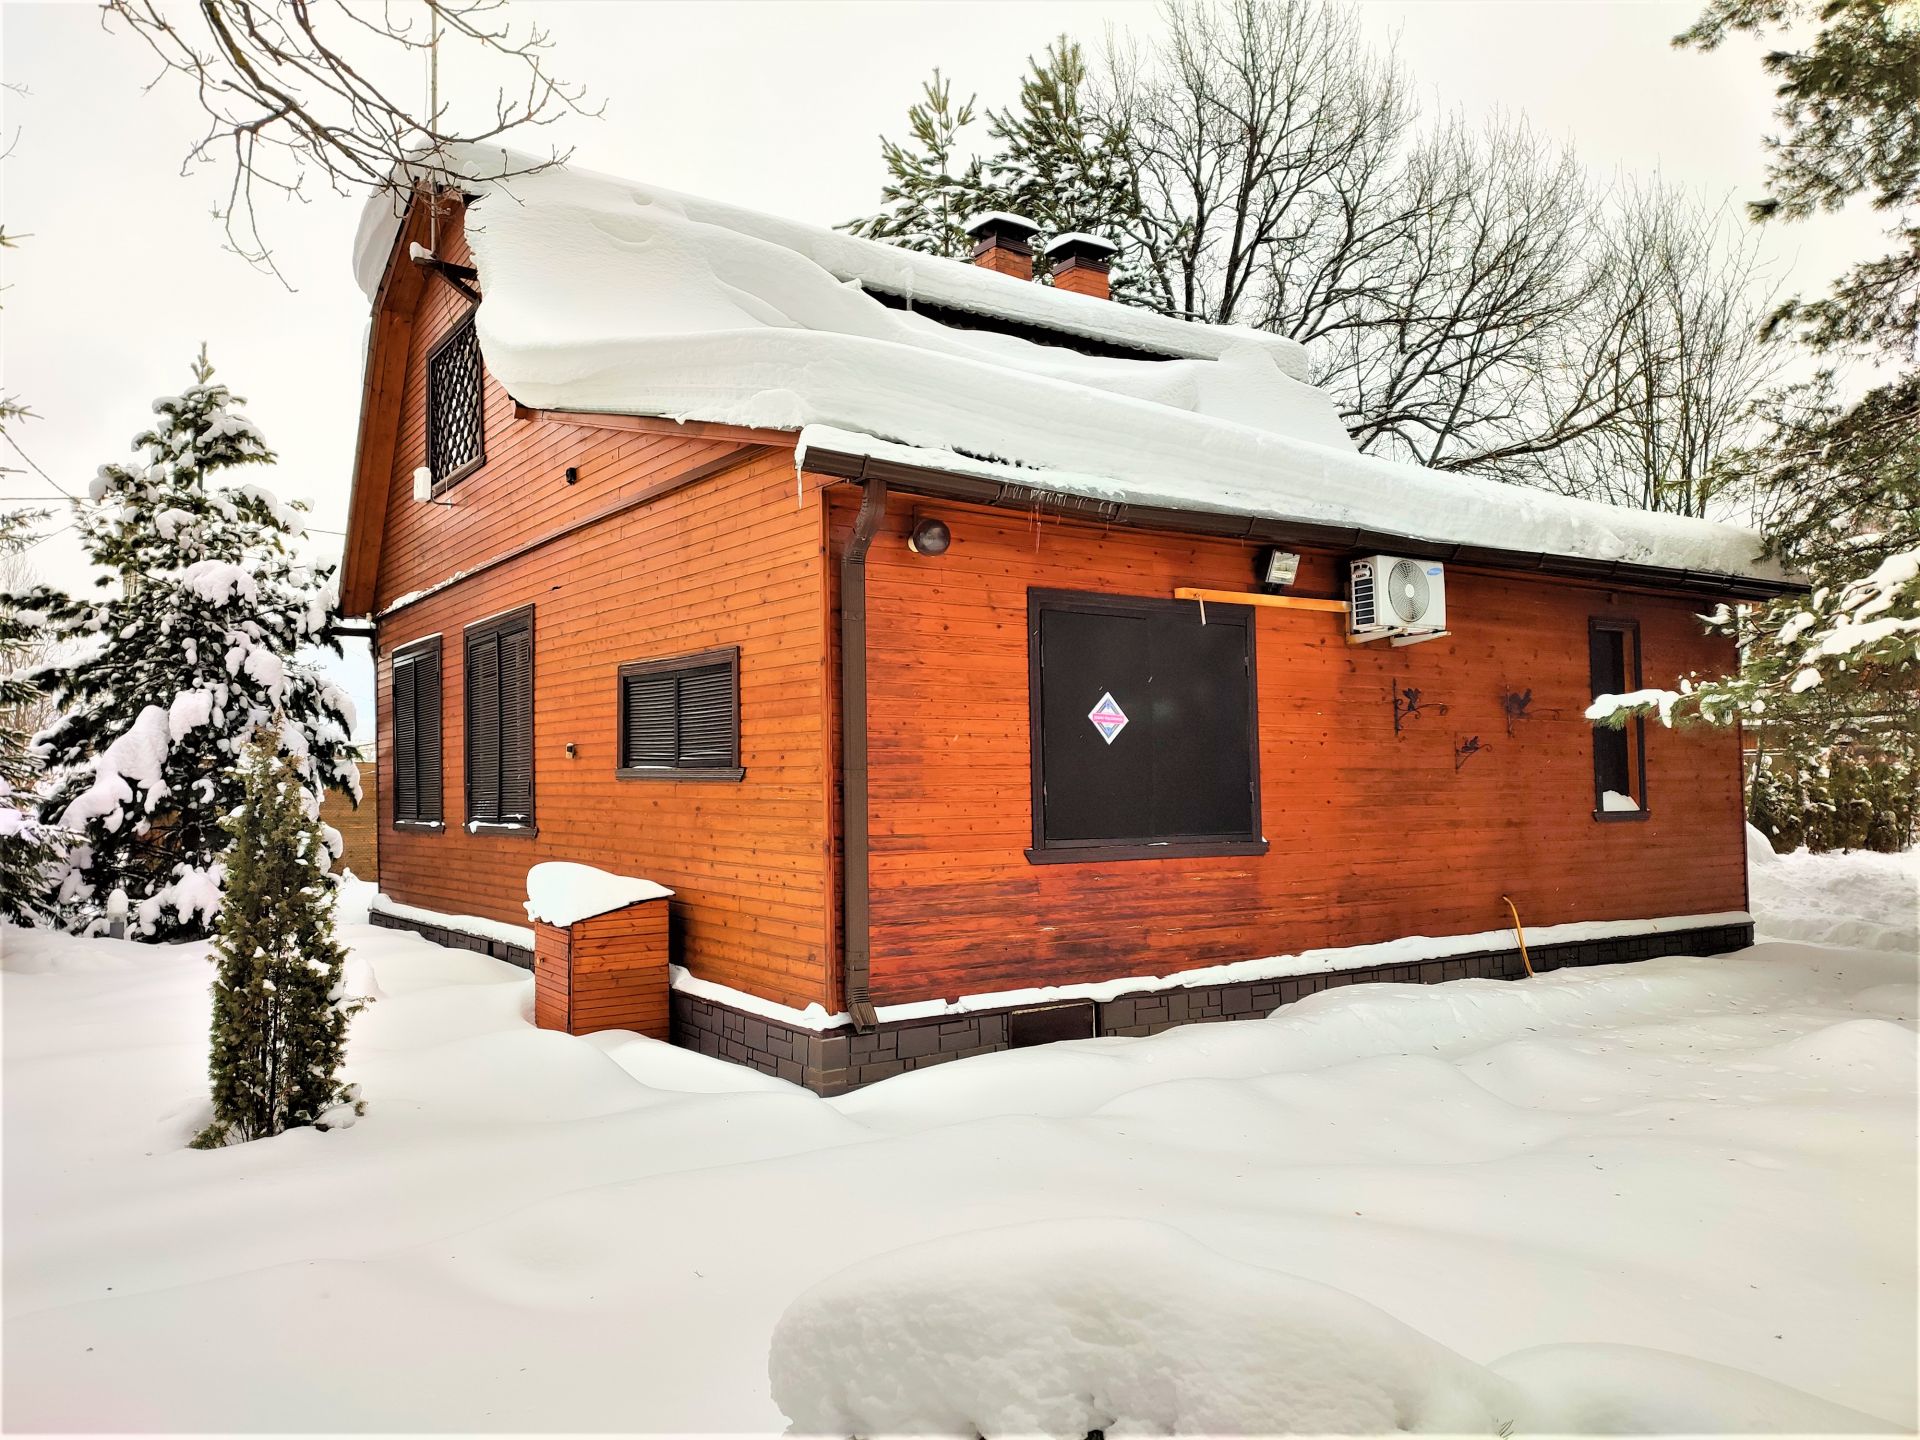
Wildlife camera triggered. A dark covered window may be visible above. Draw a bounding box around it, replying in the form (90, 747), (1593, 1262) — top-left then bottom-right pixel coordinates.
(427, 313), (485, 490)
(391, 637), (442, 828)
(1589, 617), (1648, 820)
(1027, 590), (1264, 862)
(465, 607), (533, 828)
(617, 648), (742, 781)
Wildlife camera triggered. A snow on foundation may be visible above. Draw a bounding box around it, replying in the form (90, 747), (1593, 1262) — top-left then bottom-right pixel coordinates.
(367, 893), (534, 952)
(667, 909), (1755, 1032)
(769, 1219), (1899, 1437)
(523, 862), (672, 927)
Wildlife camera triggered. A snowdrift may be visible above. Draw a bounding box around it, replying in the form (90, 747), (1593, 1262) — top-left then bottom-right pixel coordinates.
(769, 1218), (1899, 1436)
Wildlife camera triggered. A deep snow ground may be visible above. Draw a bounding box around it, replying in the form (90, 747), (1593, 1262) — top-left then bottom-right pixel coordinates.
(2, 846), (1913, 1434)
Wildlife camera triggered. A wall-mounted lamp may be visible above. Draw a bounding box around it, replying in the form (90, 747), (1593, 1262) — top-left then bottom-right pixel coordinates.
(1256, 546), (1300, 590)
(908, 514), (952, 557)
(565, 466), (579, 485)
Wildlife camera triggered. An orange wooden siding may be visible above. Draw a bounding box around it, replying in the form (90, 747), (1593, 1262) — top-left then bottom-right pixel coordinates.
(842, 491), (1747, 1006)
(371, 208), (835, 1012)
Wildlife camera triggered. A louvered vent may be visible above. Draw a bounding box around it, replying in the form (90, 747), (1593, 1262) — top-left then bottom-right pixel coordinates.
(619, 652), (740, 775)
(1349, 560), (1378, 630)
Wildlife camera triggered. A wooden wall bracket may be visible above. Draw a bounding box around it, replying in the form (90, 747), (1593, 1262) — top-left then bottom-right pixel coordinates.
(1173, 587), (1349, 614)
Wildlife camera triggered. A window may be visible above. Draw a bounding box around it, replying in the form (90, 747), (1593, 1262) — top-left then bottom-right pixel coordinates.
(427, 313), (485, 491)
(465, 608), (534, 828)
(391, 637), (443, 828)
(1027, 590), (1264, 862)
(617, 648), (743, 781)
(1589, 617), (1648, 820)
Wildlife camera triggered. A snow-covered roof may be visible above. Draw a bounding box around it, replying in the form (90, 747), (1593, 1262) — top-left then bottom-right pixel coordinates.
(353, 147), (1794, 593)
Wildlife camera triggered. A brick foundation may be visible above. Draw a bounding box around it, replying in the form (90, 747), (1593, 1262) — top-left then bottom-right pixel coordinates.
(373, 909), (1752, 1097)
(369, 907), (535, 969)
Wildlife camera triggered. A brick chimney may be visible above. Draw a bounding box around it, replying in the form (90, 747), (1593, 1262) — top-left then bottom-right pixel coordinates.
(963, 212), (1040, 281)
(1044, 233), (1118, 300)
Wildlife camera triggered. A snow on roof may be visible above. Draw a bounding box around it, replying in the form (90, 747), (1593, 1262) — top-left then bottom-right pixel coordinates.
(524, 862), (672, 928)
(1043, 231), (1119, 255)
(797, 426), (1784, 586)
(353, 147), (1788, 589)
(960, 210), (1040, 234)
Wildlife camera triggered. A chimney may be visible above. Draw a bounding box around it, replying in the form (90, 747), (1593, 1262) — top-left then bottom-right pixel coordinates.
(1044, 233), (1118, 301)
(963, 211), (1040, 281)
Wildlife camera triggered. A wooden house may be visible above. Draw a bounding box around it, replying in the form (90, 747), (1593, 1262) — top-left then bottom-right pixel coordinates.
(340, 154), (1801, 1093)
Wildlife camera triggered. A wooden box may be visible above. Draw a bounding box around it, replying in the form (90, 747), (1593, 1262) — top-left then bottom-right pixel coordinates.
(533, 897), (671, 1039)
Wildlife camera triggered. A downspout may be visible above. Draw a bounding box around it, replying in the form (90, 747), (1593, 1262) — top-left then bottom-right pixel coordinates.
(839, 473), (888, 1032)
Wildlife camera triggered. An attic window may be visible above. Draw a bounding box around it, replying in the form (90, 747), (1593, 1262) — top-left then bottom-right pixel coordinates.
(427, 313), (485, 490)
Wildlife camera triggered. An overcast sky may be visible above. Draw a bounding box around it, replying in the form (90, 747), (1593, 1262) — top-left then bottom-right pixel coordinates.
(1, 0), (1881, 736)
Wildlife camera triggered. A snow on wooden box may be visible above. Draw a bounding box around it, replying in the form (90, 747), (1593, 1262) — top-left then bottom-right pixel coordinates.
(528, 863), (674, 1039)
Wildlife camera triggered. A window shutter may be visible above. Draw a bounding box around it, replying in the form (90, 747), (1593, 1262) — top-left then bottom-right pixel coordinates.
(394, 657), (418, 822)
(416, 646), (443, 823)
(622, 673), (678, 768)
(499, 624), (533, 822)
(467, 631), (501, 823)
(676, 663), (736, 767)
(616, 649), (741, 777)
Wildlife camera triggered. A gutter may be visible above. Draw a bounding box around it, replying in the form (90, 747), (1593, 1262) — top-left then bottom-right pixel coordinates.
(800, 444), (1809, 602)
(839, 470), (889, 1032)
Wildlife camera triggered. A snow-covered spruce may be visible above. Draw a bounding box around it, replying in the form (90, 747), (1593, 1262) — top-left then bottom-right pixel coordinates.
(0, 509), (66, 926)
(24, 349), (358, 940)
(194, 735), (364, 1148)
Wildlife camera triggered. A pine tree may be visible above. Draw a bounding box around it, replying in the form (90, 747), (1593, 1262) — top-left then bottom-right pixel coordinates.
(845, 46), (1142, 289)
(194, 733), (364, 1148)
(842, 72), (990, 258)
(1648, 0), (1920, 849)
(25, 348), (360, 939)
(0, 509), (66, 925)
(981, 38), (1144, 296)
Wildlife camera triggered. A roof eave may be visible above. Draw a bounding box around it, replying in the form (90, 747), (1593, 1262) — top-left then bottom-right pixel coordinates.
(798, 442), (1809, 602)
(339, 192), (434, 618)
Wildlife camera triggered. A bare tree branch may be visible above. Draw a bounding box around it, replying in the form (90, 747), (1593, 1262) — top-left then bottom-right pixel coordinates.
(98, 0), (600, 280)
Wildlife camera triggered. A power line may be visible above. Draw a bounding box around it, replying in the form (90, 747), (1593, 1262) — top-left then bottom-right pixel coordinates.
(0, 431), (79, 502)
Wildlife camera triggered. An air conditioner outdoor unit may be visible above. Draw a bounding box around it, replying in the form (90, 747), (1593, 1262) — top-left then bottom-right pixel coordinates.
(1349, 555), (1447, 642)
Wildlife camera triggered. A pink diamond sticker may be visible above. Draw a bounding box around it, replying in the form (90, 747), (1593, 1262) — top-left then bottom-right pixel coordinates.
(1088, 692), (1129, 745)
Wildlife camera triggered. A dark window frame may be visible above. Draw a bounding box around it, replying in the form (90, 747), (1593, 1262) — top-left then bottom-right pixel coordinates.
(1026, 588), (1266, 864)
(464, 605), (536, 833)
(426, 311), (486, 494)
(616, 646), (745, 782)
(390, 634), (444, 832)
(1589, 616), (1650, 824)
